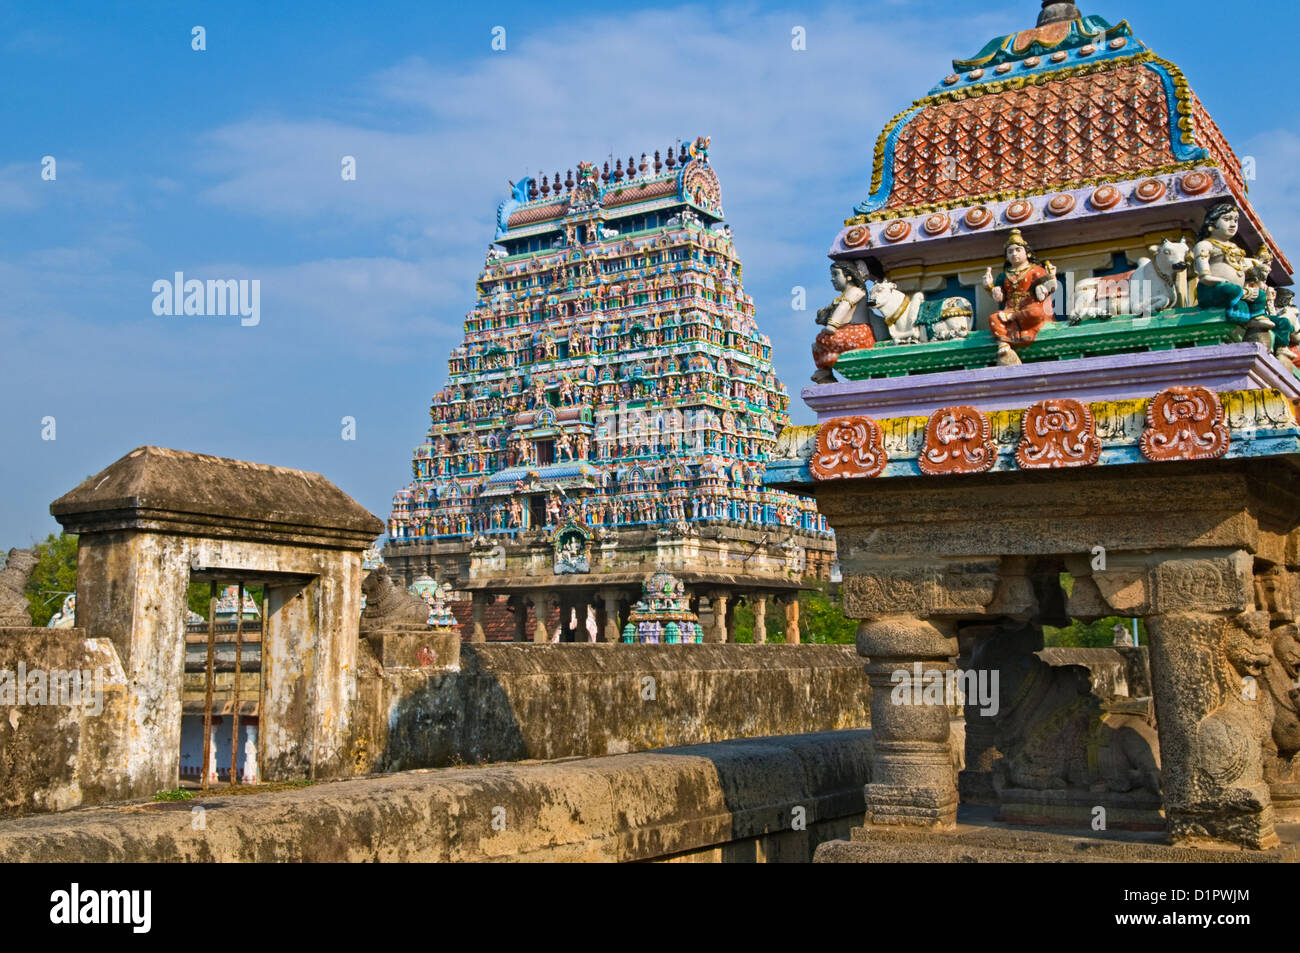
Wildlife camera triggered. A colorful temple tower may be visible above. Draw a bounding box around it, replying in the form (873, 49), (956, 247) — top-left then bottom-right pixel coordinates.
(807, 0), (1291, 385)
(385, 138), (834, 643)
(772, 2), (1300, 853)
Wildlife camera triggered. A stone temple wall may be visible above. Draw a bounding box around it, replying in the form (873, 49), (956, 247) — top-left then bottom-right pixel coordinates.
(0, 626), (129, 817)
(0, 730), (874, 862)
(352, 642), (870, 772)
(2, 629), (870, 817)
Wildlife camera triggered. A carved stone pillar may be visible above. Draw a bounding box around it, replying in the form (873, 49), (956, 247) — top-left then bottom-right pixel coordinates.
(858, 615), (959, 829)
(752, 593), (768, 644)
(785, 597), (801, 645)
(706, 590), (729, 643)
(598, 589), (622, 643)
(510, 595), (527, 642)
(528, 591), (551, 644)
(470, 592), (487, 643)
(1115, 550), (1278, 849)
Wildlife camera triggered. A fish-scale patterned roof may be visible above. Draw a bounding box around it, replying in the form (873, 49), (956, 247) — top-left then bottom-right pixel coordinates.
(883, 62), (1180, 214)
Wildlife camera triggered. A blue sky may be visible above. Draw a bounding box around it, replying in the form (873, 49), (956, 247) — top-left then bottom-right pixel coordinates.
(3, 0), (1299, 546)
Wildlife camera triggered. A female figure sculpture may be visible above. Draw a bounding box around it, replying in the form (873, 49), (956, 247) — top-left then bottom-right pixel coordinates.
(983, 229), (1058, 366)
(811, 258), (878, 383)
(1193, 202), (1274, 332)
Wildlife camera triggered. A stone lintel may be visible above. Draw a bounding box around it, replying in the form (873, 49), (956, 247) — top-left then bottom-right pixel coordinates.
(841, 562), (1001, 620)
(818, 461), (1283, 558)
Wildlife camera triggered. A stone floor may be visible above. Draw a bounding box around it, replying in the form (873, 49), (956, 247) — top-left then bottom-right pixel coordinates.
(815, 805), (1300, 863)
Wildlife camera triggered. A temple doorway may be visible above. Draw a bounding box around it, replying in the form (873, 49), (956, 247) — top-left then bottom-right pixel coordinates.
(180, 579), (263, 788)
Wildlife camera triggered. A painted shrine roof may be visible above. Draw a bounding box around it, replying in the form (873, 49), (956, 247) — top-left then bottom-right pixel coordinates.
(845, 12), (1288, 273)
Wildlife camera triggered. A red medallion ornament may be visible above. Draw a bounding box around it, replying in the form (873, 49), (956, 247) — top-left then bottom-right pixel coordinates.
(1133, 178), (1166, 203)
(919, 406), (998, 476)
(1046, 193), (1077, 216)
(843, 225), (871, 248)
(1179, 171), (1213, 196)
(923, 213), (951, 236)
(1015, 398), (1102, 469)
(883, 220), (912, 242)
(1139, 386), (1230, 462)
(810, 416), (888, 481)
(1090, 185), (1122, 210)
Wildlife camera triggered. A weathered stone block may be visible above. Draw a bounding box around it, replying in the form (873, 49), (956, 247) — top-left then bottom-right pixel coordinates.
(1064, 574), (1112, 620)
(841, 563), (999, 619)
(1093, 568), (1150, 614)
(1154, 552), (1253, 614)
(365, 629), (460, 671)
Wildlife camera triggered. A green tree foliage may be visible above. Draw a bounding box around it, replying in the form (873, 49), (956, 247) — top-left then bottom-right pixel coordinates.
(731, 584), (857, 644)
(23, 532), (79, 626)
(1045, 573), (1146, 646)
(1043, 616), (1146, 648)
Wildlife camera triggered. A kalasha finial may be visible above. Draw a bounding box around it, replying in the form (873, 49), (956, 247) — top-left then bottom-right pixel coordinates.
(679, 143), (689, 163)
(565, 169), (574, 190)
(665, 146), (677, 169)
(1037, 1), (1080, 25)
(602, 161), (610, 183)
(554, 171), (562, 194)
(639, 153), (649, 176)
(653, 150), (662, 173)
(541, 174), (551, 197)
(528, 177), (538, 200)
(614, 158), (624, 182)
(627, 156), (636, 177)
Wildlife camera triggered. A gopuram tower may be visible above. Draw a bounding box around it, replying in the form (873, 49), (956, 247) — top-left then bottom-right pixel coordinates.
(771, 3), (1300, 854)
(385, 138), (834, 644)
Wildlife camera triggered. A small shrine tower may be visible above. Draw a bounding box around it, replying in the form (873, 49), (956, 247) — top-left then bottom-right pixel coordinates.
(773, 3), (1300, 854)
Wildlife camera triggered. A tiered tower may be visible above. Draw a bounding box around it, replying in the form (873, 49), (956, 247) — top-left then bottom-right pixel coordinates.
(386, 138), (834, 644)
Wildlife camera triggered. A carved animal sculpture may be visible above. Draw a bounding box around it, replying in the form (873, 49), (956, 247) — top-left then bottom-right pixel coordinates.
(1071, 238), (1190, 319)
(971, 622), (1161, 795)
(1264, 622), (1300, 783)
(360, 567), (431, 633)
(867, 280), (973, 344)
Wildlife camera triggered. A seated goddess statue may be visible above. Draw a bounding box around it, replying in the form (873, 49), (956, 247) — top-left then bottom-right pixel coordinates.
(983, 229), (1058, 367)
(1193, 201), (1274, 331)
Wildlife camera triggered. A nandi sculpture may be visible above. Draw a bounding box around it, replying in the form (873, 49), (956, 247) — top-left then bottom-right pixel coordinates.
(1072, 238), (1191, 319)
(866, 280), (974, 345)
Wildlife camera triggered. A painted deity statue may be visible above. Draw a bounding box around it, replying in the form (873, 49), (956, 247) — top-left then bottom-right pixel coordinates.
(1274, 289), (1300, 365)
(811, 258), (877, 383)
(983, 229), (1058, 366)
(1193, 201), (1275, 333)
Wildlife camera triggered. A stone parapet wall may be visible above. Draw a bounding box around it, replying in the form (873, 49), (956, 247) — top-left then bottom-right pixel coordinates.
(0, 730), (873, 862)
(354, 643), (869, 772)
(0, 626), (129, 816)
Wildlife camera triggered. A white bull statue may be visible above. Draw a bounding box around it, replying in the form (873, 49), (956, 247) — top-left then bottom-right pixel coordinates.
(1071, 238), (1191, 319)
(866, 279), (974, 344)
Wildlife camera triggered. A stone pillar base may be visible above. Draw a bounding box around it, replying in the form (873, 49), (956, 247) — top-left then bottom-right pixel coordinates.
(863, 783), (958, 828)
(1168, 806), (1281, 851)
